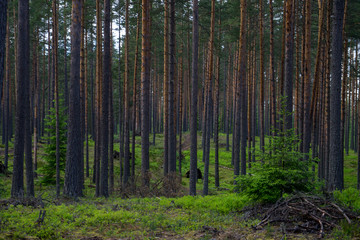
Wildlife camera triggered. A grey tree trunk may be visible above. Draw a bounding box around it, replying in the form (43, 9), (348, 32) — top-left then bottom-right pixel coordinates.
(100, 0), (110, 197)
(189, 0), (199, 196)
(64, 0), (83, 198)
(168, 0), (176, 173)
(329, 0), (345, 191)
(284, 0), (294, 130)
(12, 0), (30, 198)
(0, 0), (7, 112)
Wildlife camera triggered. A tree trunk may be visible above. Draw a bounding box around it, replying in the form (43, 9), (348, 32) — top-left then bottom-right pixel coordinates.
(64, 0), (83, 198)
(189, 0), (199, 196)
(123, 0), (131, 186)
(329, 0), (345, 191)
(303, 0), (311, 158)
(284, 0), (295, 130)
(269, 0), (276, 136)
(259, 0), (264, 152)
(141, 0), (151, 187)
(4, 7), (10, 169)
(163, 0), (169, 176)
(95, 0), (102, 196)
(132, 7), (140, 182)
(52, 0), (60, 198)
(100, 0), (110, 197)
(0, 0), (7, 118)
(168, 0), (176, 174)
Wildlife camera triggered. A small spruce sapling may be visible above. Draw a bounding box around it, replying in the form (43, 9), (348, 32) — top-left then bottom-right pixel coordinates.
(38, 101), (67, 185)
(236, 100), (317, 203)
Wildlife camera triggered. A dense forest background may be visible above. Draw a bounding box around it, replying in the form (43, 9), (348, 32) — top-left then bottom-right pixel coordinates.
(0, 0), (360, 199)
(2, 0), (360, 238)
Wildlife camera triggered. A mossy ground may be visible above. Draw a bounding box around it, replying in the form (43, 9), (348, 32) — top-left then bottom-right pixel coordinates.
(0, 133), (359, 239)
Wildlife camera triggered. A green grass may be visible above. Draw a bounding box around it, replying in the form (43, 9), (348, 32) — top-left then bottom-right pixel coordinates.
(1, 131), (360, 239)
(0, 194), (250, 239)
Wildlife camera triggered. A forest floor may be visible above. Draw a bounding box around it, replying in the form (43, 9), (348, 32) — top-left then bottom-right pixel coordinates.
(0, 133), (360, 239)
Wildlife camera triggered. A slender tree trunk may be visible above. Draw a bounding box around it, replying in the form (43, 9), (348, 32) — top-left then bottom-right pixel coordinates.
(329, 0), (345, 191)
(85, 29), (89, 178)
(52, 0), (60, 198)
(340, 0), (348, 164)
(64, 6), (69, 115)
(4, 7), (10, 169)
(178, 42), (183, 174)
(95, 0), (102, 196)
(141, 0), (151, 187)
(259, 0), (264, 152)
(234, 0), (247, 177)
(168, 0), (176, 175)
(303, 0), (311, 158)
(123, 0), (131, 186)
(239, 0), (247, 176)
(0, 0), (7, 115)
(108, 25), (114, 194)
(163, 0), (169, 176)
(284, 0), (295, 130)
(214, 0), (222, 188)
(80, 0), (85, 190)
(100, 0), (110, 197)
(202, 0), (215, 195)
(189, 0), (199, 196)
(269, 0), (276, 136)
(132, 8), (140, 182)
(64, 0), (83, 198)
(12, 0), (33, 198)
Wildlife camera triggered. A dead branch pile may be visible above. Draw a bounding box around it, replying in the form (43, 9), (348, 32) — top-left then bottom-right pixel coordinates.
(252, 195), (359, 238)
(116, 172), (185, 198)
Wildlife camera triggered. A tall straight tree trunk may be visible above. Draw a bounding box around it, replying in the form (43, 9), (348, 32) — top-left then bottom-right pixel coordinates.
(79, 0), (85, 190)
(132, 8), (140, 181)
(108, 25), (114, 193)
(189, 0), (199, 196)
(269, 0), (276, 136)
(239, 0), (247, 176)
(0, 0), (7, 112)
(329, 0), (345, 191)
(324, 0), (332, 184)
(64, 0), (83, 198)
(340, 0), (348, 164)
(85, 29), (89, 178)
(95, 0), (102, 195)
(64, 6), (69, 115)
(284, 0), (295, 130)
(214, 0), (222, 188)
(303, 0), (311, 158)
(4, 8), (10, 169)
(234, 0), (247, 177)
(100, 0), (111, 197)
(259, 0), (264, 152)
(123, 0), (131, 186)
(202, 0), (215, 196)
(163, 0), (169, 176)
(168, 0), (176, 174)
(12, 0), (32, 198)
(141, 0), (151, 187)
(52, 0), (60, 198)
(178, 43), (183, 175)
(117, 12), (123, 186)
(225, 50), (232, 152)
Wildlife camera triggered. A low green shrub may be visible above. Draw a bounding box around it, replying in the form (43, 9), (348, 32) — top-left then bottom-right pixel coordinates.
(236, 104), (317, 203)
(334, 187), (360, 212)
